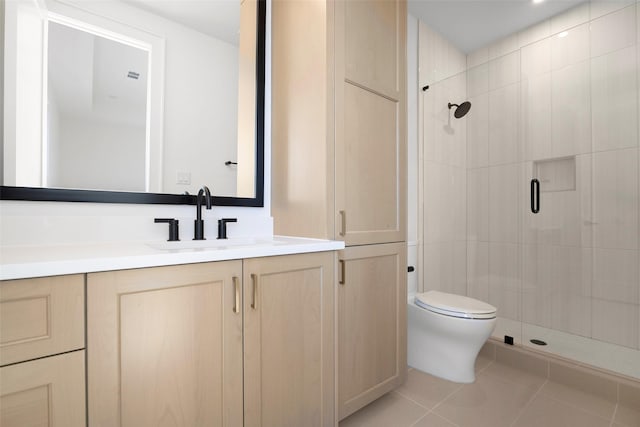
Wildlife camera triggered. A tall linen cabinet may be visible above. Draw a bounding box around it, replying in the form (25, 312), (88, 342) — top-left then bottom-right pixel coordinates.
(272, 0), (407, 421)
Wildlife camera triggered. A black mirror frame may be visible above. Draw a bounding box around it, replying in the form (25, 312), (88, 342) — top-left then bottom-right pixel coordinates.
(0, 0), (266, 208)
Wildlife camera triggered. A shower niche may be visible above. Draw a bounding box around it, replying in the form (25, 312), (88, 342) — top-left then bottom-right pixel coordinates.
(533, 156), (576, 193)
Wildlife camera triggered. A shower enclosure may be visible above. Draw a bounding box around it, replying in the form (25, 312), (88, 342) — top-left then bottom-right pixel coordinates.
(417, 1), (640, 379)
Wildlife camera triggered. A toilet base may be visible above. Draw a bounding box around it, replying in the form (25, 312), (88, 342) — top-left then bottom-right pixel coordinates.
(407, 301), (496, 383)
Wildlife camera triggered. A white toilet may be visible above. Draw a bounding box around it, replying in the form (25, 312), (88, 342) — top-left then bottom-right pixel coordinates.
(408, 290), (497, 383)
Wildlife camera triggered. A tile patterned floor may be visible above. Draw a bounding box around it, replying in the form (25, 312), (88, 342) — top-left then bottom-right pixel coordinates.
(339, 355), (640, 427)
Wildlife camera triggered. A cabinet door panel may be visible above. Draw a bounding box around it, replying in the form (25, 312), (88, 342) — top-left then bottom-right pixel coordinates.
(341, 83), (404, 245)
(88, 262), (243, 427)
(335, 0), (407, 246)
(0, 350), (86, 427)
(0, 275), (84, 366)
(338, 243), (407, 419)
(244, 252), (334, 427)
(344, 0), (403, 99)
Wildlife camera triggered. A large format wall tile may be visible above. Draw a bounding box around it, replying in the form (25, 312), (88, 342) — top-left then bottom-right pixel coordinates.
(521, 73), (551, 161)
(489, 242), (521, 321)
(467, 241), (489, 301)
(591, 46), (638, 152)
(424, 241), (467, 295)
(551, 60), (591, 157)
(592, 248), (639, 305)
(592, 148), (639, 250)
(489, 83), (520, 165)
(550, 23), (589, 71)
(489, 163), (520, 243)
(518, 19), (551, 49)
(590, 0), (636, 21)
(590, 4), (636, 57)
(467, 167), (489, 242)
(549, 246), (592, 337)
(467, 63), (489, 97)
(592, 297), (639, 348)
(521, 38), (550, 79)
(522, 244), (553, 328)
(489, 51), (520, 90)
(550, 2), (590, 35)
(467, 94), (489, 168)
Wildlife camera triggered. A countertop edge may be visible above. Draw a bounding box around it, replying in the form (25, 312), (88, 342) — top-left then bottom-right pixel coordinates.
(0, 238), (345, 281)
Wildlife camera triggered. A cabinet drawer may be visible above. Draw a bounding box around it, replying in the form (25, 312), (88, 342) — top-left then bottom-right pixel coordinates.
(0, 350), (86, 427)
(1, 275), (85, 366)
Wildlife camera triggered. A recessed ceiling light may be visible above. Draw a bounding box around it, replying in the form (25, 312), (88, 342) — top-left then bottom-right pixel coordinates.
(532, 0), (545, 4)
(558, 31), (569, 38)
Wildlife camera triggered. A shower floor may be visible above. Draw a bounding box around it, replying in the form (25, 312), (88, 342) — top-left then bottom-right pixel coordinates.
(493, 317), (640, 380)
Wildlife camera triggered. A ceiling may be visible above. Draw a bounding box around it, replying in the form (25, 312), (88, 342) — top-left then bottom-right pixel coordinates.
(408, 0), (588, 53)
(122, 0), (240, 45)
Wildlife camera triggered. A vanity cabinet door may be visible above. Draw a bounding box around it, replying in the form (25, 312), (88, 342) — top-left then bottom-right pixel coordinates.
(0, 350), (86, 427)
(337, 242), (407, 420)
(334, 0), (407, 246)
(243, 252), (335, 427)
(87, 261), (243, 427)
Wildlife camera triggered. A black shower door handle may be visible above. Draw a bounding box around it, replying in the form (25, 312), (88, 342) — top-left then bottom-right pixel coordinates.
(531, 179), (540, 214)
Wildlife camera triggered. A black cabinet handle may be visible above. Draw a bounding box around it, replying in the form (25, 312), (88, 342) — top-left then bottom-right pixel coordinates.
(531, 179), (540, 214)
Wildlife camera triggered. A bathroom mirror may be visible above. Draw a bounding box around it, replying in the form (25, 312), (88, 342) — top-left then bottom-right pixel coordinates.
(0, 0), (265, 206)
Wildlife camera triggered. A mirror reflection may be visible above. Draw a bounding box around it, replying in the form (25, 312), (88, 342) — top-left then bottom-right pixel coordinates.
(2, 0), (258, 199)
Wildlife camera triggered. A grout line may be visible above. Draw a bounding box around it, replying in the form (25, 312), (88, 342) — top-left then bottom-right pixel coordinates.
(429, 382), (465, 413)
(392, 390), (433, 412)
(509, 378), (548, 427)
(609, 403), (619, 427)
(408, 411), (432, 427)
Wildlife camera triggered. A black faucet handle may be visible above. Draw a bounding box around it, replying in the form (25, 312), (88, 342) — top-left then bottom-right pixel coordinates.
(154, 218), (180, 241)
(217, 218), (238, 240)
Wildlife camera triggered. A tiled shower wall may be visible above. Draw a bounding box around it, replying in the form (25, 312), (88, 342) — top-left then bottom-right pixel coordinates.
(420, 22), (468, 297)
(421, 1), (640, 352)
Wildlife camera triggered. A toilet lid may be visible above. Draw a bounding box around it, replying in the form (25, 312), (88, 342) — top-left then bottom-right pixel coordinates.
(415, 291), (496, 319)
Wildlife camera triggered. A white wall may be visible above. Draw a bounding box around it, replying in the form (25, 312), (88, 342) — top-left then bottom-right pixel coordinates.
(0, 0), (273, 246)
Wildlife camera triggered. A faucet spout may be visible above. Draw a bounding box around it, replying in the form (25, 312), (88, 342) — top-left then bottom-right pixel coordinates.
(194, 185), (212, 240)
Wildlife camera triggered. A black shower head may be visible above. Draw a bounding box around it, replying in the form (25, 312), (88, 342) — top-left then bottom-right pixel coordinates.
(448, 101), (472, 118)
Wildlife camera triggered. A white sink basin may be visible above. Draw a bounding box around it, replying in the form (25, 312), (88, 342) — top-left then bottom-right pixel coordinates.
(147, 237), (281, 251)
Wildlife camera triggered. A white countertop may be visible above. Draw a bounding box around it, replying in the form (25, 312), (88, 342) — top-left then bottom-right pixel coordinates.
(0, 236), (345, 281)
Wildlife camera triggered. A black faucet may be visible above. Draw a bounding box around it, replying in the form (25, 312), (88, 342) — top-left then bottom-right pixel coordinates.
(194, 185), (212, 240)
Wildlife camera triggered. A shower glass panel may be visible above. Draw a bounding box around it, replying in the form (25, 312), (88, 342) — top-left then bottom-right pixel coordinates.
(517, 3), (640, 378)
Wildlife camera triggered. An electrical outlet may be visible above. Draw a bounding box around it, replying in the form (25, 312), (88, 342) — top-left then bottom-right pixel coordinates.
(176, 171), (191, 185)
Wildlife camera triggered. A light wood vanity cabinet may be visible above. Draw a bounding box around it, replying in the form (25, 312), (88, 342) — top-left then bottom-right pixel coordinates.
(0, 275), (86, 427)
(88, 252), (335, 427)
(335, 0), (407, 246)
(88, 261), (244, 427)
(273, 0), (407, 420)
(243, 253), (334, 427)
(337, 243), (406, 419)
(272, 0), (406, 246)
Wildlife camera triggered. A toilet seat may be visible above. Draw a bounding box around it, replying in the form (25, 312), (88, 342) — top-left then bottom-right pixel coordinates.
(415, 291), (496, 319)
